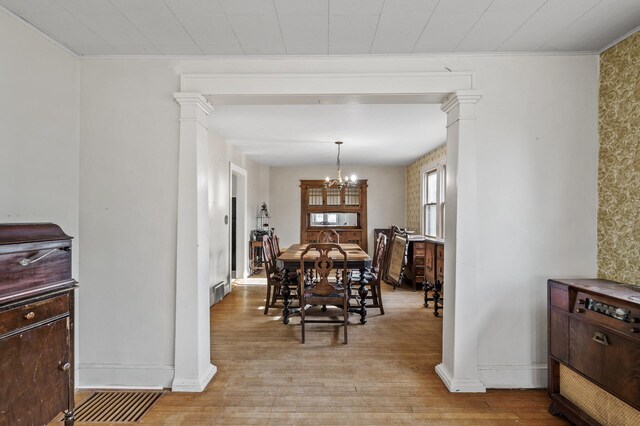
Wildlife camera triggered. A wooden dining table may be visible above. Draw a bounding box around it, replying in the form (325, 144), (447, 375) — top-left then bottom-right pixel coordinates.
(277, 243), (373, 325)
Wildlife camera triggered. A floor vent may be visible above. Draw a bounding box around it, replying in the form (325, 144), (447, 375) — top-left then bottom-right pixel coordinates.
(66, 391), (163, 423)
(212, 280), (225, 305)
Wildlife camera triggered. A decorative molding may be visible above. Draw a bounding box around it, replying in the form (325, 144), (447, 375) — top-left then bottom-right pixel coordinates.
(174, 93), (214, 115)
(180, 72), (475, 96)
(599, 25), (640, 54)
(172, 364), (217, 392)
(441, 90), (482, 114)
(478, 364), (548, 389)
(77, 364), (174, 389)
(77, 51), (600, 61)
(435, 364), (486, 393)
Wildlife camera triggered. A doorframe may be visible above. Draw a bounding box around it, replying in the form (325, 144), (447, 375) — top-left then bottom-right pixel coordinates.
(173, 72), (483, 393)
(229, 162), (248, 290)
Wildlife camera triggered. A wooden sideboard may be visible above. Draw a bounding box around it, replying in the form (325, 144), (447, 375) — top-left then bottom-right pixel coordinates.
(300, 180), (368, 251)
(0, 223), (77, 425)
(548, 278), (640, 425)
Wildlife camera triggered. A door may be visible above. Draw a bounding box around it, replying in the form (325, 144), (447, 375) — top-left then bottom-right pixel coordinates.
(0, 318), (70, 425)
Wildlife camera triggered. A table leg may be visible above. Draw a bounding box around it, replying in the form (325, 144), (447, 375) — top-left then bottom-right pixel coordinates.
(281, 268), (291, 324)
(423, 280), (431, 307)
(358, 267), (368, 324)
(433, 280), (441, 317)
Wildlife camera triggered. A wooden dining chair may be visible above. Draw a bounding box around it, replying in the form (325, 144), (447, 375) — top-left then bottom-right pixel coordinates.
(298, 243), (349, 344)
(272, 232), (285, 256)
(350, 233), (388, 314)
(262, 235), (297, 315)
(317, 229), (340, 243)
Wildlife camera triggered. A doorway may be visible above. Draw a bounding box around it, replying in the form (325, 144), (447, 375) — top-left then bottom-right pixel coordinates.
(229, 163), (248, 295)
(173, 73), (483, 393)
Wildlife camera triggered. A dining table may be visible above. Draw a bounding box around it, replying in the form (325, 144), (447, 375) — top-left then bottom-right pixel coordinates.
(277, 243), (373, 325)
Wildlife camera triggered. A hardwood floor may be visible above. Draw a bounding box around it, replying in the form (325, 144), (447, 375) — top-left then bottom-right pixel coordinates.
(70, 280), (569, 425)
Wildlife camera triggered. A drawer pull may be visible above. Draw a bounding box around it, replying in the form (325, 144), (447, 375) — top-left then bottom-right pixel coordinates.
(19, 248), (65, 267)
(592, 332), (609, 346)
(631, 328), (638, 334)
(59, 362), (71, 372)
(24, 311), (36, 320)
(576, 308), (584, 313)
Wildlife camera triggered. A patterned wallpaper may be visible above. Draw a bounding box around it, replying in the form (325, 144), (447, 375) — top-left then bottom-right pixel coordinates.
(598, 31), (640, 286)
(405, 144), (447, 232)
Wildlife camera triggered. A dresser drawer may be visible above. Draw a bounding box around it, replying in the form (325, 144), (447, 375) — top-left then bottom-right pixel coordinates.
(0, 293), (69, 335)
(569, 317), (640, 406)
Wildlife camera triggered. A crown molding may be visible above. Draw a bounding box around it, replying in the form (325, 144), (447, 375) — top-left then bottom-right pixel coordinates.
(75, 50), (599, 61)
(599, 25), (640, 54)
(0, 5), (78, 58)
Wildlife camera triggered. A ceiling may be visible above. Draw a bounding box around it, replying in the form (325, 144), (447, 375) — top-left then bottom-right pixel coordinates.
(208, 103), (446, 166)
(2, 0), (639, 56)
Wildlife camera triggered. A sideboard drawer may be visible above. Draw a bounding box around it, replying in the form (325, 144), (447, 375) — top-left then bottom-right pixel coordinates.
(0, 293), (69, 335)
(569, 317), (640, 406)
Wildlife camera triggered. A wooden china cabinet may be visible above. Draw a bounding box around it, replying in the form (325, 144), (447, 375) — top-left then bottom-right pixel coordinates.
(300, 180), (368, 251)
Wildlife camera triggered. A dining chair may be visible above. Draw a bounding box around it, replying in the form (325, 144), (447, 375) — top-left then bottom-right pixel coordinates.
(262, 235), (297, 315)
(298, 243), (349, 344)
(272, 232), (285, 256)
(318, 229), (340, 243)
(350, 233), (388, 314)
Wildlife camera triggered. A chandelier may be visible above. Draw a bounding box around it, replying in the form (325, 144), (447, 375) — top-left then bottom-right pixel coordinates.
(325, 141), (357, 188)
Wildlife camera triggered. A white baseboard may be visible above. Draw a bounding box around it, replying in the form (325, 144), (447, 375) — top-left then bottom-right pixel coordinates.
(172, 363), (217, 392)
(435, 363), (487, 393)
(78, 363), (174, 389)
(478, 364), (547, 389)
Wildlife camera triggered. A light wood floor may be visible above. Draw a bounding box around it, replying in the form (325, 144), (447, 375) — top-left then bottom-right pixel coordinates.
(71, 279), (569, 425)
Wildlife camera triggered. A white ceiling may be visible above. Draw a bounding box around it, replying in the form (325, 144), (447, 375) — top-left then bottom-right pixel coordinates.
(1, 0), (639, 56)
(208, 103), (446, 166)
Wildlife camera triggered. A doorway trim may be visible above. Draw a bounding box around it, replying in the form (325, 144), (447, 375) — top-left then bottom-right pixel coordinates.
(173, 72), (483, 393)
(229, 162), (248, 289)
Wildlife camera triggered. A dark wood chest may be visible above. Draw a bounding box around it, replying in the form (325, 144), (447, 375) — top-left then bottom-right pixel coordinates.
(548, 278), (640, 425)
(0, 223), (77, 426)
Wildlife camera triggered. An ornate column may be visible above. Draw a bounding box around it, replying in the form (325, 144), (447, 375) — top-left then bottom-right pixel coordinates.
(436, 90), (485, 392)
(172, 93), (216, 392)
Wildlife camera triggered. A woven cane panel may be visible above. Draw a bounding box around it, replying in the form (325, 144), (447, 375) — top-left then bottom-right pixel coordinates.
(560, 364), (640, 426)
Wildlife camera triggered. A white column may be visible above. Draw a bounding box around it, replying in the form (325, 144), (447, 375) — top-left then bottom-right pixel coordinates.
(436, 90), (485, 393)
(172, 93), (216, 392)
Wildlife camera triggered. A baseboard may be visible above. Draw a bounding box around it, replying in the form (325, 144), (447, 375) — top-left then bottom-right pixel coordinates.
(478, 364), (547, 388)
(172, 363), (217, 392)
(77, 363), (174, 389)
(435, 363), (486, 393)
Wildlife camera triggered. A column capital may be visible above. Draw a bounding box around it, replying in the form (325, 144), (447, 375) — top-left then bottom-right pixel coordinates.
(441, 90), (482, 114)
(174, 92), (214, 115)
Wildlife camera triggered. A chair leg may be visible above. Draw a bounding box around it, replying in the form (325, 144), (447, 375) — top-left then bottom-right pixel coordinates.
(264, 280), (272, 315)
(301, 312), (305, 344)
(271, 283), (280, 307)
(376, 284), (385, 315)
(343, 301), (348, 344)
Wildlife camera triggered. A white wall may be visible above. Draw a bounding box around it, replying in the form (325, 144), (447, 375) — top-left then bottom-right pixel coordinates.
(208, 129), (268, 289)
(0, 9), (80, 375)
(0, 10), (79, 270)
(77, 54), (597, 389)
(269, 166), (406, 255)
(78, 59), (181, 387)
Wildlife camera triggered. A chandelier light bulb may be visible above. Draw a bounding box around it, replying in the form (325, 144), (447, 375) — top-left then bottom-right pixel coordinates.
(325, 176), (330, 181)
(351, 174), (357, 182)
(344, 176), (349, 181)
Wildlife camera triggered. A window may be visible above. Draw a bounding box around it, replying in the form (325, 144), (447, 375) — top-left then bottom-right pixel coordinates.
(421, 161), (446, 239)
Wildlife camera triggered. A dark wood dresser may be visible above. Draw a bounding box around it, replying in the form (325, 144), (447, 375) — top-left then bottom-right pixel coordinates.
(0, 223), (77, 425)
(402, 236), (444, 316)
(548, 278), (640, 425)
